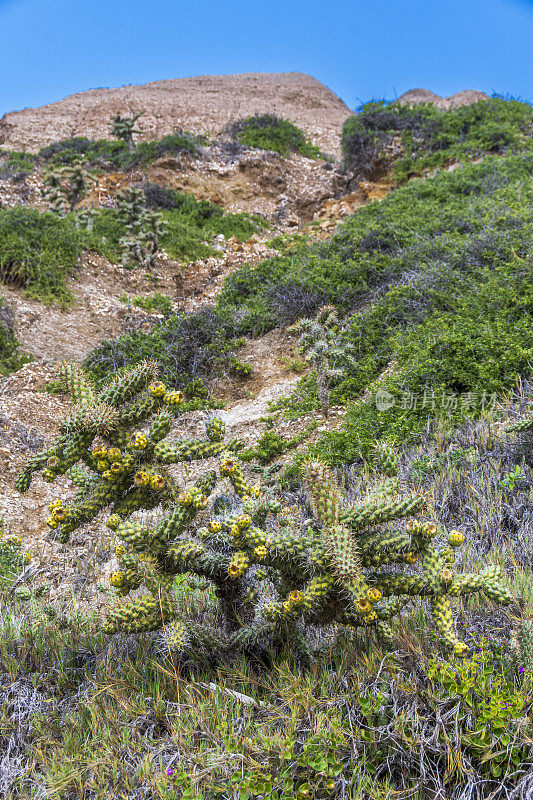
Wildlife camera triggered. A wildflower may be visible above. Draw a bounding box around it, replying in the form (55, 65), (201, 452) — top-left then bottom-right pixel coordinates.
(519, 666), (525, 674)
(166, 767), (174, 777)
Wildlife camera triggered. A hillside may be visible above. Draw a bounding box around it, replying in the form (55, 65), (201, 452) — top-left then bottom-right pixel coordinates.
(0, 71), (351, 156)
(0, 76), (532, 799)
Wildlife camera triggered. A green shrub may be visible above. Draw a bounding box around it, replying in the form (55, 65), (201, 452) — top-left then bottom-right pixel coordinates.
(0, 208), (83, 303)
(342, 96), (533, 182)
(232, 114), (323, 158)
(38, 131), (204, 170)
(120, 292), (172, 315)
(0, 524), (32, 588)
(83, 306), (244, 389)
(0, 149), (36, 180)
(0, 298), (30, 375)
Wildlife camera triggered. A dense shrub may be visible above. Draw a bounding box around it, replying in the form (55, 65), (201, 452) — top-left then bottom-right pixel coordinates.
(342, 97), (533, 182)
(0, 208), (83, 303)
(83, 306), (243, 389)
(0, 149), (36, 180)
(231, 114), (323, 158)
(38, 131), (204, 170)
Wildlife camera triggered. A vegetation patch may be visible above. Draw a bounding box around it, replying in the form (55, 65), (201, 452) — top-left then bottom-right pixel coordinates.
(341, 96), (533, 182)
(120, 292), (173, 315)
(231, 114), (324, 158)
(83, 306), (246, 390)
(0, 298), (30, 375)
(0, 207), (82, 303)
(37, 130), (205, 170)
(0, 149), (36, 180)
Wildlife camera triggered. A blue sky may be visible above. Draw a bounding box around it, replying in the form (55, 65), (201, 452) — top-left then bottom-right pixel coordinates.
(0, 0), (531, 117)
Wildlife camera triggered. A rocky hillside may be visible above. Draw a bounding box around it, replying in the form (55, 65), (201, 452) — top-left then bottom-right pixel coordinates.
(0, 71), (351, 156)
(0, 75), (532, 799)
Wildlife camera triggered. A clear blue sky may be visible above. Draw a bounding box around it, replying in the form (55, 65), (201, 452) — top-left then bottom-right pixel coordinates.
(0, 0), (531, 117)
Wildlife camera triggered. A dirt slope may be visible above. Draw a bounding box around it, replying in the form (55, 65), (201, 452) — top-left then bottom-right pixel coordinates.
(0, 72), (352, 157)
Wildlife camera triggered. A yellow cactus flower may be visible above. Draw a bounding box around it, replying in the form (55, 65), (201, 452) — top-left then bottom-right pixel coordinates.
(220, 457), (238, 475)
(107, 447), (122, 462)
(131, 433), (148, 449)
(228, 563), (241, 578)
(92, 445), (107, 459)
(52, 507), (66, 522)
(208, 520), (222, 534)
(356, 598), (372, 614)
(110, 571), (125, 587)
(150, 474), (165, 491)
(148, 381), (167, 397)
(448, 530), (465, 547)
(134, 471), (150, 488)
(367, 587), (382, 604)
(163, 390), (184, 405)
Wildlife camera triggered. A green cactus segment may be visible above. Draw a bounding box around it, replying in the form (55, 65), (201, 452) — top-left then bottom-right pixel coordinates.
(99, 360), (159, 406)
(341, 493), (425, 531)
(373, 442), (399, 477)
(154, 439), (226, 463)
(508, 415), (533, 432)
(103, 592), (176, 634)
(56, 362), (96, 406)
(289, 306), (358, 415)
(303, 461), (341, 525)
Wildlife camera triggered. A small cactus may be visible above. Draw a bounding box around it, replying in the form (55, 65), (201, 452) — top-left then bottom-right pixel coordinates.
(289, 305), (358, 415)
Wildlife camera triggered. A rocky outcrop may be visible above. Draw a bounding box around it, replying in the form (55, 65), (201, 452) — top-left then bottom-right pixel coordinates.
(397, 88), (489, 108)
(0, 72), (352, 157)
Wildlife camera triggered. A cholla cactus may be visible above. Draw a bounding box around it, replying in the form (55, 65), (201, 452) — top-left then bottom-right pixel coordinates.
(109, 111), (144, 150)
(289, 305), (358, 415)
(16, 377), (513, 658)
(42, 162), (96, 213)
(294, 445), (513, 656)
(75, 207), (98, 233)
(116, 188), (167, 268)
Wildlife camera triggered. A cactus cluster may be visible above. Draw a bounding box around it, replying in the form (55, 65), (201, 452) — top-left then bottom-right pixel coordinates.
(16, 367), (513, 658)
(116, 187), (167, 268)
(289, 305), (358, 415)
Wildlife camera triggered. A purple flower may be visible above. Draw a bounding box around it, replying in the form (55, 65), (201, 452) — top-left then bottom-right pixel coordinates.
(519, 667), (525, 674)
(501, 703), (508, 709)
(167, 768), (174, 777)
